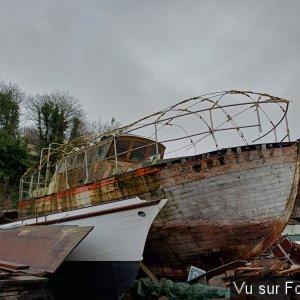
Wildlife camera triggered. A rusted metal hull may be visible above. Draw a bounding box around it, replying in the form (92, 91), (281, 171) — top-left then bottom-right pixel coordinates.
(0, 225), (93, 275)
(18, 142), (300, 277)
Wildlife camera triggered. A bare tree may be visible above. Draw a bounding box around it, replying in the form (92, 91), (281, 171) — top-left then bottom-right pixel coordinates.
(21, 126), (39, 146)
(86, 117), (121, 137)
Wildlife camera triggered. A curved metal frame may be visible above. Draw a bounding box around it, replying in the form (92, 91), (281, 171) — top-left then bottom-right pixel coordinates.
(19, 90), (291, 201)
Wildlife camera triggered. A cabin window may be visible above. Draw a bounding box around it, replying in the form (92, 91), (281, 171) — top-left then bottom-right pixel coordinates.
(147, 143), (164, 159)
(106, 138), (164, 162)
(67, 157), (75, 171)
(148, 144), (159, 158)
(116, 140), (131, 160)
(87, 149), (95, 165)
(95, 144), (110, 161)
(75, 152), (85, 169)
(57, 160), (66, 174)
(131, 141), (147, 161)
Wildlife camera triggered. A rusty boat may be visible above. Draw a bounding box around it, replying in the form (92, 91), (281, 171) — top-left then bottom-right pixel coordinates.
(17, 90), (300, 281)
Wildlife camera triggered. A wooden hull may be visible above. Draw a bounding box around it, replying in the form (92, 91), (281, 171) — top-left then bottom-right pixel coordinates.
(19, 142), (300, 277)
(143, 143), (299, 276)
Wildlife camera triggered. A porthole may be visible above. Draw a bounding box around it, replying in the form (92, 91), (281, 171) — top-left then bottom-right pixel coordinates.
(138, 211), (146, 217)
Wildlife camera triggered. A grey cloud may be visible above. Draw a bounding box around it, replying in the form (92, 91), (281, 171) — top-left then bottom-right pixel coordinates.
(0, 0), (299, 140)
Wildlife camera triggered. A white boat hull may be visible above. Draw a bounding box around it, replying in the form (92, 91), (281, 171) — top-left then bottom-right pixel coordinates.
(0, 198), (167, 262)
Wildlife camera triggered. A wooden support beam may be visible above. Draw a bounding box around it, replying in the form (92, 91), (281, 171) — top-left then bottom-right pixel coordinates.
(139, 262), (158, 281)
(277, 265), (300, 276)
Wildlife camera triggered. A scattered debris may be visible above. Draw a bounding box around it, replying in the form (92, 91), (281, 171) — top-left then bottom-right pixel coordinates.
(127, 237), (300, 300)
(0, 225), (93, 299)
(0, 265), (50, 300)
(0, 210), (18, 225)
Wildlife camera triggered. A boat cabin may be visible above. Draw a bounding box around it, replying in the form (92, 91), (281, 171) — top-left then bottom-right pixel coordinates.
(23, 135), (165, 199)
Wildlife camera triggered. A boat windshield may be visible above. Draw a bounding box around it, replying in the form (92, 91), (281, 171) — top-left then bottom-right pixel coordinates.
(107, 136), (165, 162)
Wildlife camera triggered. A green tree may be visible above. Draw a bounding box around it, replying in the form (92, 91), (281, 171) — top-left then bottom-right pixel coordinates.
(0, 80), (31, 208)
(27, 90), (86, 149)
(0, 80), (24, 137)
(0, 130), (31, 205)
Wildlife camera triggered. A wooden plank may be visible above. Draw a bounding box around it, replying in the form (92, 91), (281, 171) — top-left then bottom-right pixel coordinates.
(139, 262), (158, 281)
(238, 271), (261, 277)
(277, 265), (300, 276)
(0, 271), (11, 279)
(269, 259), (288, 271)
(188, 260), (247, 283)
(0, 225), (93, 275)
(2, 274), (48, 284)
(235, 266), (263, 271)
(0, 260), (29, 271)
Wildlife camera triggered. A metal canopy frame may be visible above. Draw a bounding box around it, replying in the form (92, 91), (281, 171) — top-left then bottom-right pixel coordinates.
(19, 90), (291, 201)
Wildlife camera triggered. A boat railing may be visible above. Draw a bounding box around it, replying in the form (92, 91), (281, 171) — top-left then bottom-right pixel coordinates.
(19, 138), (157, 200)
(19, 90), (292, 201)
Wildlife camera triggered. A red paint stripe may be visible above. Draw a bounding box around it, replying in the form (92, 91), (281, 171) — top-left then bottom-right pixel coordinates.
(135, 168), (160, 176)
(19, 167), (160, 207)
(28, 199), (162, 225)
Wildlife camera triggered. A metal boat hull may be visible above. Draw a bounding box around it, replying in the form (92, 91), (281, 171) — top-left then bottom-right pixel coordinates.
(1, 198), (167, 298)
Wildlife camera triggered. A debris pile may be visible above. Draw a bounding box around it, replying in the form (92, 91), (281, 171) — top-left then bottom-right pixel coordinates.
(124, 237), (300, 300)
(0, 260), (49, 300)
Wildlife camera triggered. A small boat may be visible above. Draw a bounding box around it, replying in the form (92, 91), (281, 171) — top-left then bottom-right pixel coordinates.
(17, 90), (300, 279)
(0, 197), (167, 299)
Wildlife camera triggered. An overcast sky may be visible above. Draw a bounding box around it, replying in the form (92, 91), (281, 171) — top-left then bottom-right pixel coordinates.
(0, 0), (299, 144)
